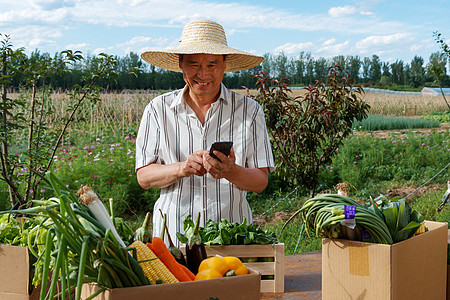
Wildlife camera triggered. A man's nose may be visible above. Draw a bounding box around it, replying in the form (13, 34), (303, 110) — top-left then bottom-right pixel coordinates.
(197, 65), (208, 78)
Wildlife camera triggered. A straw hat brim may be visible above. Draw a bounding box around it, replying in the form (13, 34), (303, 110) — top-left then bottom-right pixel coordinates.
(141, 44), (264, 73)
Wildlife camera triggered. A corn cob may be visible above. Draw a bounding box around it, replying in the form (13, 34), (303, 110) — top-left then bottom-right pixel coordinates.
(130, 241), (179, 284)
(414, 223), (426, 236)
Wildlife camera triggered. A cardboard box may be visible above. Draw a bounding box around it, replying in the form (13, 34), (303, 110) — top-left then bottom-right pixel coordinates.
(182, 243), (284, 293)
(0, 244), (39, 300)
(81, 268), (261, 300)
(322, 221), (447, 300)
(447, 265), (450, 300)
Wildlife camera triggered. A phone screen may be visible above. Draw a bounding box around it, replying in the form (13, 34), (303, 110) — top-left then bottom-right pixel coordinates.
(209, 141), (233, 162)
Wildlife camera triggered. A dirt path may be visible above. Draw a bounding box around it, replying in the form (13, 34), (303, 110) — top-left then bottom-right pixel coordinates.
(353, 122), (449, 139)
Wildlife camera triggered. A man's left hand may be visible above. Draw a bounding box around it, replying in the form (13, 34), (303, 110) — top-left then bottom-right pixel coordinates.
(203, 148), (236, 179)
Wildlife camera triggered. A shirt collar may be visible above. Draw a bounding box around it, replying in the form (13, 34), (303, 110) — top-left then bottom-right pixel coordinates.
(170, 83), (229, 109)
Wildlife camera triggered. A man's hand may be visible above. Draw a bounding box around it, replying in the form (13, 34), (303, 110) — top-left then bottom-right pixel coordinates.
(203, 148), (236, 179)
(182, 150), (209, 177)
(137, 149), (208, 189)
(203, 148), (269, 193)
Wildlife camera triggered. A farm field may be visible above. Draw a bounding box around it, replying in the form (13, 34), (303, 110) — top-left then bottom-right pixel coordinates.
(2, 89), (450, 255)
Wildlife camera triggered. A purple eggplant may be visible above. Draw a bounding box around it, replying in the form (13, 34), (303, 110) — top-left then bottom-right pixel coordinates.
(185, 213), (207, 274)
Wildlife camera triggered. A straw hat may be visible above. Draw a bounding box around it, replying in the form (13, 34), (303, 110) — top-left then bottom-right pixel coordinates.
(140, 20), (264, 73)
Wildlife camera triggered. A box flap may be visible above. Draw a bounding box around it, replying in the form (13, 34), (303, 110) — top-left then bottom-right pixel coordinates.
(0, 244), (30, 295)
(0, 292), (32, 300)
(391, 221), (447, 300)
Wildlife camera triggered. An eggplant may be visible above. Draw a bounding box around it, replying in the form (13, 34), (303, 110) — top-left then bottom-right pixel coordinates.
(185, 213), (207, 274)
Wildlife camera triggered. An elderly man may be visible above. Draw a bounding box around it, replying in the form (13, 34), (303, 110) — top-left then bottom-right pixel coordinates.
(136, 20), (274, 245)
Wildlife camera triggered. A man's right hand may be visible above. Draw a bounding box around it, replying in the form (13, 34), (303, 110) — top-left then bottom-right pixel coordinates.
(180, 150), (208, 177)
(136, 150), (209, 189)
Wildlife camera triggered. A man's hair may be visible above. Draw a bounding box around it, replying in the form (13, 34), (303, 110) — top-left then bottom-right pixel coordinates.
(179, 54), (227, 62)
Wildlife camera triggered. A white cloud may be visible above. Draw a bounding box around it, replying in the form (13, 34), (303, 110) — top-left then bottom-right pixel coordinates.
(328, 5), (358, 17)
(317, 40), (350, 57)
(273, 42), (314, 55)
(115, 36), (171, 55)
(322, 38), (336, 47)
(93, 47), (107, 55)
(64, 43), (90, 51)
(356, 33), (414, 49)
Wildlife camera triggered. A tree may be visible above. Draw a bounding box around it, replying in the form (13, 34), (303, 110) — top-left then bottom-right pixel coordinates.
(409, 56), (425, 87)
(362, 57), (371, 83)
(293, 51), (309, 85)
(0, 34), (118, 207)
(391, 60), (404, 85)
(347, 56), (361, 83)
(253, 65), (369, 197)
(261, 53), (273, 78)
(314, 57), (328, 80)
(305, 56), (315, 85)
(370, 55), (381, 83)
(382, 62), (391, 77)
(429, 32), (450, 109)
(332, 55), (346, 73)
(274, 52), (288, 79)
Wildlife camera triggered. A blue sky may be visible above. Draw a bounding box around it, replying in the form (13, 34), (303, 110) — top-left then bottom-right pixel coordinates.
(2, 0), (449, 65)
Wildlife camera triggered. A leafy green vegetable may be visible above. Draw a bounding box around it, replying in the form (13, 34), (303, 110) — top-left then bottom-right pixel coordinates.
(177, 216), (278, 246)
(377, 195), (425, 243)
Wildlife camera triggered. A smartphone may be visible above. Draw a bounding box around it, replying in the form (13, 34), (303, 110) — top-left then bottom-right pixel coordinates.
(209, 141), (233, 162)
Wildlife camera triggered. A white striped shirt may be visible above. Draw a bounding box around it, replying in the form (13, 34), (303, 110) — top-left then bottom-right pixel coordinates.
(135, 83), (274, 245)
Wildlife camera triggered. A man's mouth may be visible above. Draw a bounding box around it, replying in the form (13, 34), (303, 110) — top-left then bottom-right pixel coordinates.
(195, 80), (209, 86)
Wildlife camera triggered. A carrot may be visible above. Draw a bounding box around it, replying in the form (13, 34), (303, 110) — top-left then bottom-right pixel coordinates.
(151, 237), (192, 282)
(179, 262), (196, 280)
(146, 242), (153, 252)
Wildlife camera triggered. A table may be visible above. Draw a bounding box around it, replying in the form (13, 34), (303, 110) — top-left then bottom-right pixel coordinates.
(261, 251), (322, 300)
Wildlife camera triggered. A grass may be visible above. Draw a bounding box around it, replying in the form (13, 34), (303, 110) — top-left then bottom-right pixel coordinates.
(352, 115), (441, 131)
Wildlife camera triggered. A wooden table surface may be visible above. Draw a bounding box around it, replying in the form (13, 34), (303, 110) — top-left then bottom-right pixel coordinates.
(261, 251), (322, 300)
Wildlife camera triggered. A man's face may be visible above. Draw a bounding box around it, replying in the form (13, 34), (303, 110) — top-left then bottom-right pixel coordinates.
(179, 54), (226, 102)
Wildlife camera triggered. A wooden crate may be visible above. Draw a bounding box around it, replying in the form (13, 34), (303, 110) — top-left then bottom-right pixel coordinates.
(182, 243), (284, 293)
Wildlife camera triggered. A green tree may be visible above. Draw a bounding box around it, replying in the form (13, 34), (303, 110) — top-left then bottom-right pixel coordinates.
(261, 53), (273, 78)
(429, 32), (450, 109)
(347, 56), (361, 83)
(391, 60), (404, 85)
(362, 57), (371, 83)
(305, 55), (315, 85)
(332, 55), (346, 72)
(274, 52), (289, 79)
(293, 51), (309, 85)
(253, 65), (369, 197)
(314, 57), (328, 80)
(0, 34), (118, 207)
(382, 62), (391, 77)
(409, 56), (425, 87)
(370, 55), (382, 83)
